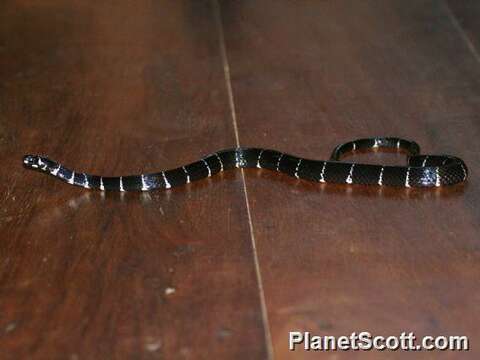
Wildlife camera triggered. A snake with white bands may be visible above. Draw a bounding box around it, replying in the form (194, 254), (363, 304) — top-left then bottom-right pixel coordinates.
(23, 137), (468, 191)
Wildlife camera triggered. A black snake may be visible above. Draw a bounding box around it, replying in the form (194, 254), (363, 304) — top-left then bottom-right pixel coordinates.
(23, 137), (468, 191)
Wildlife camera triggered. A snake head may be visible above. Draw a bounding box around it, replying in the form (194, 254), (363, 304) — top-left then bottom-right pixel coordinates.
(23, 154), (54, 171)
(23, 154), (42, 169)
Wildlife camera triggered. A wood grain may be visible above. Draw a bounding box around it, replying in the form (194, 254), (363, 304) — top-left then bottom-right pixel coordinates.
(2, 1), (480, 359)
(220, 0), (480, 359)
(0, 1), (268, 359)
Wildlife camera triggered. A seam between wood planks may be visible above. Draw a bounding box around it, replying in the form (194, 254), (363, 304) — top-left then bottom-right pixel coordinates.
(443, 0), (480, 65)
(212, 1), (274, 358)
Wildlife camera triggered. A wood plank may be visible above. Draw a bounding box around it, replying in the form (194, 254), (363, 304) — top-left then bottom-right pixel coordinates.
(220, 0), (480, 359)
(447, 0), (480, 53)
(0, 1), (268, 359)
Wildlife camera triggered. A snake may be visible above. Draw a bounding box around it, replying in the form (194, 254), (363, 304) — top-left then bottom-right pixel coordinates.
(23, 137), (468, 191)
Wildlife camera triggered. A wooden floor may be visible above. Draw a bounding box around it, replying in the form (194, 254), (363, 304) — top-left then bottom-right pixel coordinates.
(1, 1), (479, 359)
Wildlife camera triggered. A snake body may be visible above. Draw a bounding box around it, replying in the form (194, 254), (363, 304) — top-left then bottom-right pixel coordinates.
(23, 137), (468, 191)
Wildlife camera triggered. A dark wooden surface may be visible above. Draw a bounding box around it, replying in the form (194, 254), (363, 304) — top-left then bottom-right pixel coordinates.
(1, 1), (479, 359)
(0, 1), (268, 359)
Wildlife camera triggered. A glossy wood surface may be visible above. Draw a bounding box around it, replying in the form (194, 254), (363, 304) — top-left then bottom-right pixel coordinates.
(1, 1), (479, 359)
(0, 1), (267, 359)
(220, 1), (480, 359)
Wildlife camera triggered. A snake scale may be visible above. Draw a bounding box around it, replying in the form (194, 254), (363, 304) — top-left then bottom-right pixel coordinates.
(23, 137), (468, 191)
